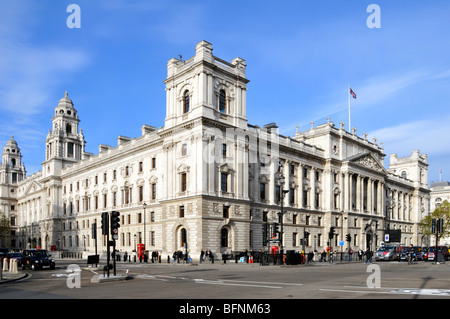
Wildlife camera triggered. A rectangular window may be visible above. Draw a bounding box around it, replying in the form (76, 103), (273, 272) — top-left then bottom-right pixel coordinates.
(181, 173), (187, 192)
(179, 206), (185, 218)
(275, 185), (281, 203)
(139, 186), (144, 202)
(290, 164), (295, 175)
(223, 206), (230, 218)
(221, 173), (228, 192)
(150, 231), (155, 246)
(260, 183), (266, 200)
(67, 142), (74, 158)
(289, 188), (295, 204)
(151, 183), (156, 200)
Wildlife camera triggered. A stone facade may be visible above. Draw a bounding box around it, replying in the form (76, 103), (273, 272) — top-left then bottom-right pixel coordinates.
(0, 41), (430, 259)
(429, 181), (450, 246)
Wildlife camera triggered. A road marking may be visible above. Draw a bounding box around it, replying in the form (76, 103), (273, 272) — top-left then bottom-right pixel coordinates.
(134, 273), (301, 289)
(321, 286), (450, 296)
(193, 279), (282, 289)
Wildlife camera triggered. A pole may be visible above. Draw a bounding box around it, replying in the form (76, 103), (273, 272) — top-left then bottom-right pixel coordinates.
(113, 237), (117, 276)
(106, 227), (110, 278)
(348, 84), (351, 132)
(143, 203), (147, 263)
(93, 223), (98, 268)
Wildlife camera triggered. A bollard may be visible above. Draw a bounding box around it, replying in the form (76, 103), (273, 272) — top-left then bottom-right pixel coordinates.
(9, 259), (18, 274)
(2, 258), (8, 272)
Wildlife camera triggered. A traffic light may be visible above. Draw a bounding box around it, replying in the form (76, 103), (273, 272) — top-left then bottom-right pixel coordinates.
(329, 227), (335, 239)
(272, 223), (280, 238)
(432, 218), (437, 233)
(110, 211), (121, 236)
(438, 218), (444, 234)
(346, 233), (351, 242)
(101, 212), (109, 235)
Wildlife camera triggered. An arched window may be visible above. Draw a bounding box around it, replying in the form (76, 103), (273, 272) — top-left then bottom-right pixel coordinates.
(401, 171), (407, 179)
(219, 90), (226, 113)
(66, 123), (72, 134)
(183, 90), (190, 113)
(221, 228), (229, 247)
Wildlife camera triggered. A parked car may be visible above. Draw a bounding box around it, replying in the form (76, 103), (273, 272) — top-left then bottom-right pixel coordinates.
(21, 249), (55, 270)
(423, 246), (450, 261)
(375, 245), (398, 261)
(7, 252), (23, 267)
(399, 246), (423, 261)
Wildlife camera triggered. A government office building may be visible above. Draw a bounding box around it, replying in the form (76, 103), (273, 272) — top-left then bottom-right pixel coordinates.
(0, 41), (431, 260)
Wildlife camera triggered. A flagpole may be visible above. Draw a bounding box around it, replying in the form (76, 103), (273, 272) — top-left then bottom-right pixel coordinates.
(348, 84), (351, 132)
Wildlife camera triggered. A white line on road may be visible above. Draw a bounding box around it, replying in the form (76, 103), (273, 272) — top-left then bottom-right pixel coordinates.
(193, 279), (282, 289)
(321, 286), (450, 296)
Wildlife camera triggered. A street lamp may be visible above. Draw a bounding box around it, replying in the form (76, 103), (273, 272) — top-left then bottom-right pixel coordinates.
(276, 162), (289, 261)
(143, 202), (147, 262)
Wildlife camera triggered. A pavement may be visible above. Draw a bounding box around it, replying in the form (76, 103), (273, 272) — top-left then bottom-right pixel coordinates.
(0, 257), (370, 284)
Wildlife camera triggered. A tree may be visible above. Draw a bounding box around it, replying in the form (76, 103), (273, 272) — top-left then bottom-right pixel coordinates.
(0, 212), (11, 247)
(419, 200), (450, 244)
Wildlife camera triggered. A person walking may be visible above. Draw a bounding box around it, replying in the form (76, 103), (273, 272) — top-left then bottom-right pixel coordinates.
(358, 249), (364, 261)
(364, 248), (373, 264)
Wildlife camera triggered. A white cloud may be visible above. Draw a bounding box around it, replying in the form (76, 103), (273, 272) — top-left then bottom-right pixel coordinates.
(0, 43), (90, 115)
(369, 116), (450, 157)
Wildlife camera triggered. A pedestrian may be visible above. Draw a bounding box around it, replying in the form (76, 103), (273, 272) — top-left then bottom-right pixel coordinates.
(200, 249), (205, 263)
(364, 248), (373, 264)
(321, 250), (326, 262)
(358, 249), (363, 261)
(123, 251), (128, 262)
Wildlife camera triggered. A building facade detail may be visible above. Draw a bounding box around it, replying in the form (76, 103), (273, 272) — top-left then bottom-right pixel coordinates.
(0, 41), (430, 257)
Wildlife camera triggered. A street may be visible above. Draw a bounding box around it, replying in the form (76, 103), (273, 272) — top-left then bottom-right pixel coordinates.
(1, 258), (450, 301)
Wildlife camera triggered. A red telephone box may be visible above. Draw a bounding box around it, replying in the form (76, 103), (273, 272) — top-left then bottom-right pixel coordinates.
(271, 246), (279, 254)
(137, 243), (145, 261)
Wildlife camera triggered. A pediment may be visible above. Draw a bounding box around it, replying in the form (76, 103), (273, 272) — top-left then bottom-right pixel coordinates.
(23, 180), (43, 196)
(347, 153), (387, 174)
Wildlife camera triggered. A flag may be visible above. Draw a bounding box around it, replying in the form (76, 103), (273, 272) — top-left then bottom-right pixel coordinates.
(349, 87), (357, 99)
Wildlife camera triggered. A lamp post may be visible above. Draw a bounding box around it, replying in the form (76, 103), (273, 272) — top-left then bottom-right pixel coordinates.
(277, 162), (289, 262)
(143, 202), (147, 262)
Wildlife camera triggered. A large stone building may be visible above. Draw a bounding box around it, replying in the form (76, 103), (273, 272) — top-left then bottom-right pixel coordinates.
(429, 181), (450, 246)
(0, 41), (431, 259)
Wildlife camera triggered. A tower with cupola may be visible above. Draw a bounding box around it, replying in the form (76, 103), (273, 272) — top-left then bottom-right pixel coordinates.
(42, 91), (86, 178)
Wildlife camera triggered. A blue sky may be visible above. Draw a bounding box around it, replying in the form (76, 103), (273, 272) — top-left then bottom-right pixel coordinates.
(1, 0), (450, 184)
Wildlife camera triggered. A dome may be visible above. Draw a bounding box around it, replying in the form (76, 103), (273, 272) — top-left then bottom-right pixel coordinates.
(3, 135), (20, 155)
(6, 135), (18, 148)
(58, 91), (74, 108)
